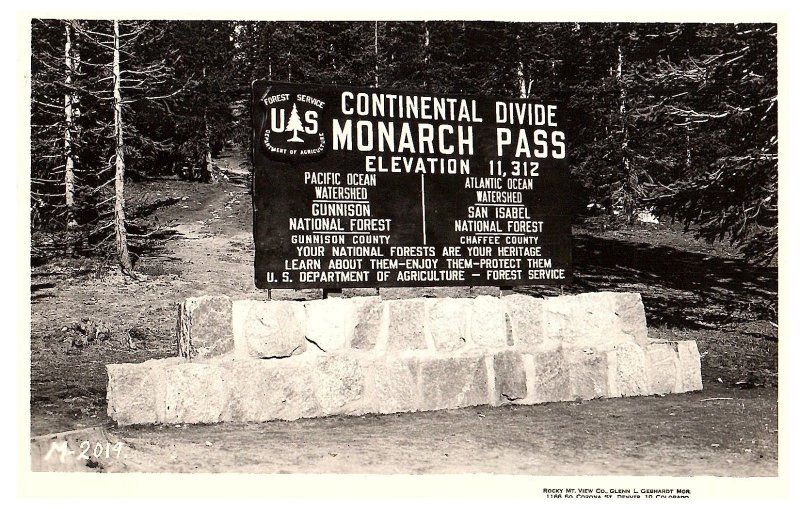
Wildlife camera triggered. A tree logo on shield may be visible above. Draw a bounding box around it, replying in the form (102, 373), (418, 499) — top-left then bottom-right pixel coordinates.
(262, 93), (326, 161)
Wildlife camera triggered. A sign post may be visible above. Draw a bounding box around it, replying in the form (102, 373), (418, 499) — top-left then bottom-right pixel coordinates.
(252, 81), (572, 289)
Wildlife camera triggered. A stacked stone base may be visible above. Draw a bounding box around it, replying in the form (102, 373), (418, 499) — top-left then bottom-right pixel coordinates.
(107, 292), (702, 425)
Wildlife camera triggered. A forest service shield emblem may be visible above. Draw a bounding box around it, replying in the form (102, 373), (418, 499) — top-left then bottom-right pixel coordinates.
(262, 92), (326, 160)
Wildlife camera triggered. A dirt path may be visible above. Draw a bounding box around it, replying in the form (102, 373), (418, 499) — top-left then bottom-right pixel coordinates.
(30, 150), (262, 435)
(28, 148), (779, 474)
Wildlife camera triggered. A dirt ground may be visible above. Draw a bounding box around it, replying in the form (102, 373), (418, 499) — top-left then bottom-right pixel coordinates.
(28, 148), (779, 475)
(31, 382), (777, 475)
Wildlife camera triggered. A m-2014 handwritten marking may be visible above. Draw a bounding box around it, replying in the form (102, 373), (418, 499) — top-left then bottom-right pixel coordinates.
(44, 440), (124, 463)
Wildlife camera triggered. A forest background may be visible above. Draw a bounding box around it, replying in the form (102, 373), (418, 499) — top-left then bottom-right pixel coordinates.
(29, 20), (777, 269)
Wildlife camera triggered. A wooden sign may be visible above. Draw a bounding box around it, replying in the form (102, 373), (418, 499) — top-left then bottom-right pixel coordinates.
(252, 81), (572, 289)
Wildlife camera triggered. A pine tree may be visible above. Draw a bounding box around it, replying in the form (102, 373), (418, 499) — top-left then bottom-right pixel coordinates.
(31, 20), (777, 266)
(111, 19), (132, 271)
(285, 103), (305, 142)
(150, 20), (238, 181)
(637, 23), (778, 264)
(63, 20), (78, 228)
(70, 19), (182, 270)
(31, 19), (74, 233)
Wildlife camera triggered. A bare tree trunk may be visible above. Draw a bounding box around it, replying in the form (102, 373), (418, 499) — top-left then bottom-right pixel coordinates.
(266, 23), (272, 80)
(516, 34), (527, 98)
(201, 66), (215, 182)
(287, 47), (292, 82)
(618, 43), (636, 224)
(374, 21), (379, 88)
(203, 108), (215, 181)
(64, 21), (77, 228)
(685, 121), (692, 170)
(112, 20), (132, 272)
(518, 60), (527, 98)
(422, 22), (430, 88)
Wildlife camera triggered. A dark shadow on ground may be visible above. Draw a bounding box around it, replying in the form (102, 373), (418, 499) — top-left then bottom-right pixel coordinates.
(128, 227), (182, 262)
(519, 233), (778, 330)
(129, 197), (182, 220)
(31, 267), (97, 302)
(30, 282), (56, 302)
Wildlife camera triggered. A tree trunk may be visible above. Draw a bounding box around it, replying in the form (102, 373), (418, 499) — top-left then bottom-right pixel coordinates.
(617, 43), (636, 224)
(374, 21), (379, 88)
(516, 34), (527, 98)
(202, 66), (215, 182)
(112, 20), (132, 272)
(204, 108), (215, 181)
(685, 121), (692, 170)
(266, 23), (273, 80)
(518, 60), (527, 98)
(64, 21), (77, 228)
(422, 22), (430, 88)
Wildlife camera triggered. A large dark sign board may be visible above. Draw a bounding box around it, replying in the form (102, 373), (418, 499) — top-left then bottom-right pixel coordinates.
(252, 81), (572, 289)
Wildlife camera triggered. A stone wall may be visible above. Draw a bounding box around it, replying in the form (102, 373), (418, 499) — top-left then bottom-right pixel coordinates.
(107, 292), (702, 425)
